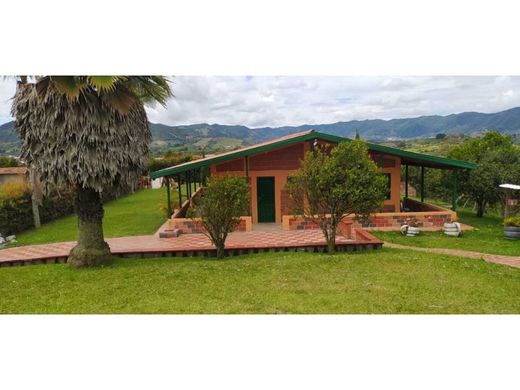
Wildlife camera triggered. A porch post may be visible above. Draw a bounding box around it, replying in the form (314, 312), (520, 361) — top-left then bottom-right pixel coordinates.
(405, 164), (409, 199)
(184, 171), (190, 199)
(451, 170), (457, 211)
(245, 156), (251, 216)
(166, 176), (172, 217)
(194, 169), (198, 191)
(177, 174), (182, 208)
(420, 166), (425, 203)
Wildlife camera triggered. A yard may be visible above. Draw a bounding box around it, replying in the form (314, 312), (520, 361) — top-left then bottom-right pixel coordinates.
(1, 249), (520, 314)
(373, 209), (520, 257)
(12, 188), (169, 246)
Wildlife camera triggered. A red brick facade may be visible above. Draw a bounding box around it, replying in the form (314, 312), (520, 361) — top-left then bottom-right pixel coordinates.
(170, 217), (250, 234)
(215, 158), (245, 172)
(249, 143), (304, 171)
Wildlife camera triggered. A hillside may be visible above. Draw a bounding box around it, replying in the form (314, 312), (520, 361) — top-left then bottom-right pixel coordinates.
(2, 106), (520, 155)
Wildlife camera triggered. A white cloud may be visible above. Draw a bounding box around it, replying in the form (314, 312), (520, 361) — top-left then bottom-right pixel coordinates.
(2, 76), (520, 128)
(0, 79), (16, 125)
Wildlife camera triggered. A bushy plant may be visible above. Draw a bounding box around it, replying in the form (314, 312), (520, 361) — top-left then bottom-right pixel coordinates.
(0, 182), (75, 236)
(194, 175), (250, 258)
(504, 216), (520, 227)
(0, 156), (20, 167)
(0, 182), (31, 200)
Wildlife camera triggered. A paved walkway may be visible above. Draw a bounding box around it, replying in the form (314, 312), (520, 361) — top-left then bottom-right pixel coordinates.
(0, 230), (364, 264)
(384, 242), (520, 269)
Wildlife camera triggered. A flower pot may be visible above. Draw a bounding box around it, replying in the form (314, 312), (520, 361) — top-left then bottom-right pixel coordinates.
(400, 225), (420, 236)
(504, 226), (520, 240)
(444, 222), (462, 237)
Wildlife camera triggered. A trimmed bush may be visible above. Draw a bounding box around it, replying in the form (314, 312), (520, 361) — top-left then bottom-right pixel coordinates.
(0, 182), (75, 236)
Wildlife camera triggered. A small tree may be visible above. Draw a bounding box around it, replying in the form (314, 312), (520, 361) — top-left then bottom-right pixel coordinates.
(195, 175), (250, 259)
(286, 139), (387, 254)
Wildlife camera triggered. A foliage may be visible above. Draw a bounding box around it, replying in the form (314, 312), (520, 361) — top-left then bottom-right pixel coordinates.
(447, 131), (520, 217)
(147, 153), (193, 173)
(0, 156), (20, 167)
(0, 181), (30, 199)
(2, 250), (520, 314)
(286, 139), (387, 254)
(194, 175), (250, 258)
(504, 216), (520, 227)
(0, 182), (75, 236)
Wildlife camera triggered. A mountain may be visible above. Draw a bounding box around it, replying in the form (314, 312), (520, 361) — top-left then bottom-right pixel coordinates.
(3, 107), (520, 155)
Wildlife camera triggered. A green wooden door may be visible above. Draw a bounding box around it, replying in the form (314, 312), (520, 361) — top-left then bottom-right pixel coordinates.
(257, 177), (275, 222)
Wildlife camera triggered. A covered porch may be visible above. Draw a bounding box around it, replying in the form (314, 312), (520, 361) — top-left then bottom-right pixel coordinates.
(151, 131), (475, 234)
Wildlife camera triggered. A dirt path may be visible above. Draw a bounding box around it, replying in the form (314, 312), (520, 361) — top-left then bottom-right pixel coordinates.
(383, 242), (520, 269)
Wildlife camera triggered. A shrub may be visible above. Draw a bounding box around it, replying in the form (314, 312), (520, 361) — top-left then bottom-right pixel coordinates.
(0, 182), (31, 200)
(0, 156), (20, 167)
(504, 217), (520, 227)
(0, 183), (75, 236)
(194, 175), (250, 258)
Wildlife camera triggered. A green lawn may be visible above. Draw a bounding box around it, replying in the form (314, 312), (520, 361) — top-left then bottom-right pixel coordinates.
(373, 210), (520, 256)
(14, 188), (168, 246)
(1, 249), (519, 314)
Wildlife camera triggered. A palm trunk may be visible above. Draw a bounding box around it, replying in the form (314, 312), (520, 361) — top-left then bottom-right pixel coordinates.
(68, 186), (112, 267)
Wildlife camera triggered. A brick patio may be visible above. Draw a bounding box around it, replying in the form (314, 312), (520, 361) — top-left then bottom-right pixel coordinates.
(0, 228), (383, 266)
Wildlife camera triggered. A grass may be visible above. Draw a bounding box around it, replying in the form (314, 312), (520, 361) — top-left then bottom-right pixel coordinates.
(1, 249), (519, 314)
(14, 188), (167, 246)
(373, 209), (520, 256)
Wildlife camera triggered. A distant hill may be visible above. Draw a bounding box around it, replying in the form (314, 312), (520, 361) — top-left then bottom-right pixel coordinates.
(3, 106), (520, 155)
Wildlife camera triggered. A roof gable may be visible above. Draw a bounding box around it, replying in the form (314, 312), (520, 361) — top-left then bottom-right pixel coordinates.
(150, 130), (475, 178)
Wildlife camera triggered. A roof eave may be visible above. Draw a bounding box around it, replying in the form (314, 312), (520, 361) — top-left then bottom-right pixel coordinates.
(150, 131), (475, 179)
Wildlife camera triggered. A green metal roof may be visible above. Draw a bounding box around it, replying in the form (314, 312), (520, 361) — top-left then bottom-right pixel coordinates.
(150, 130), (475, 179)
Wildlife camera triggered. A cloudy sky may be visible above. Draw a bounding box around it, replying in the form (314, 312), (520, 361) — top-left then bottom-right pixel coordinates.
(1, 76), (520, 128)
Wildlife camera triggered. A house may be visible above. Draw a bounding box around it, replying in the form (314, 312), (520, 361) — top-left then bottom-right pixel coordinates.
(151, 130), (475, 232)
(0, 167), (28, 186)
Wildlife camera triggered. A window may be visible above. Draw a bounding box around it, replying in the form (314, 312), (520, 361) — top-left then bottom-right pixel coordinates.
(384, 173), (392, 200)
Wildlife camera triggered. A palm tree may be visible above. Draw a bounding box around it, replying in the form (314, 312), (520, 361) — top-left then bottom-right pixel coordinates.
(11, 76), (172, 267)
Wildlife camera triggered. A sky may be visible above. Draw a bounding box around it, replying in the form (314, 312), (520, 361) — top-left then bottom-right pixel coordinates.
(1, 76), (520, 128)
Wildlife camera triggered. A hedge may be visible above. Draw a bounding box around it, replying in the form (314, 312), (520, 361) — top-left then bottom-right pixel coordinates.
(0, 183), (75, 236)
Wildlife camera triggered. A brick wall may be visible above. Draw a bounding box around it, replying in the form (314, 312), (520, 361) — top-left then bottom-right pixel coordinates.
(169, 216), (252, 234)
(283, 209), (456, 232)
(249, 143), (304, 171)
(280, 189), (295, 216)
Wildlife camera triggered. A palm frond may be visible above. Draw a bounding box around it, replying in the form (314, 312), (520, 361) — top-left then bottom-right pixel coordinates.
(125, 76), (173, 107)
(88, 76), (125, 92)
(101, 85), (140, 115)
(49, 76), (87, 100)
